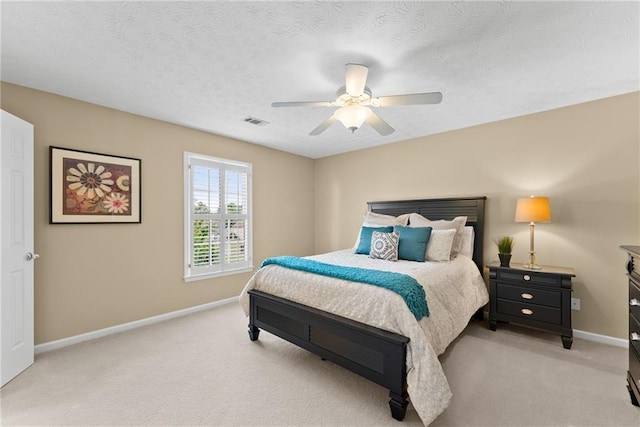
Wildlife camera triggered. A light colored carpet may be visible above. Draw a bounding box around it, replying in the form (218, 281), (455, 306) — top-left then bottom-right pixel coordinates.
(1, 302), (639, 426)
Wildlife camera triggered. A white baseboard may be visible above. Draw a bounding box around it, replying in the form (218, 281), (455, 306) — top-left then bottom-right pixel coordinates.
(574, 329), (628, 348)
(34, 300), (629, 354)
(35, 297), (238, 354)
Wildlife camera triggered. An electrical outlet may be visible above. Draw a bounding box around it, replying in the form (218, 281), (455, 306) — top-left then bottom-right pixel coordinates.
(571, 298), (580, 311)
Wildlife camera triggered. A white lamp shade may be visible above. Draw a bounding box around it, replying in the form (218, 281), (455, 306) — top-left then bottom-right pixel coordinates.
(515, 196), (551, 223)
(333, 105), (372, 131)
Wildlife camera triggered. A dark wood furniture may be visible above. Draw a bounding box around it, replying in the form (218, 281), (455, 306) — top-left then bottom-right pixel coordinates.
(488, 262), (575, 349)
(247, 196), (487, 421)
(621, 245), (640, 407)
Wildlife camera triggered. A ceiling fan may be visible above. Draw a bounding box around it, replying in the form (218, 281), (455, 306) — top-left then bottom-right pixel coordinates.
(272, 63), (443, 136)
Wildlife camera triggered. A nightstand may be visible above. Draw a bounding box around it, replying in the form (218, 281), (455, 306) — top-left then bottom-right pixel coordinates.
(488, 262), (576, 349)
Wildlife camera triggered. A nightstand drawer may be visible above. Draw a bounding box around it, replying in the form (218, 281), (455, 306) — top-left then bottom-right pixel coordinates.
(497, 299), (561, 324)
(630, 277), (640, 320)
(497, 270), (561, 287)
(496, 283), (560, 308)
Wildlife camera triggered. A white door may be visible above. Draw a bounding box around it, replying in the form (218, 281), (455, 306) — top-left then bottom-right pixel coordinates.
(0, 110), (35, 387)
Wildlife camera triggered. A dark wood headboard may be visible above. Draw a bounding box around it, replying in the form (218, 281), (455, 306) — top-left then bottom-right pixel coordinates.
(367, 196), (487, 272)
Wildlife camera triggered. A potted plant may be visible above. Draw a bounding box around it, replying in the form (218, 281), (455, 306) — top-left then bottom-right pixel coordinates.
(497, 236), (513, 267)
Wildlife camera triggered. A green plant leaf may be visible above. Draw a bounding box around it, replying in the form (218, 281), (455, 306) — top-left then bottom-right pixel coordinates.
(497, 236), (514, 254)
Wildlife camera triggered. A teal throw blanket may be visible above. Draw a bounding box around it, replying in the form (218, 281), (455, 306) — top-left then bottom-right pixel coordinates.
(260, 256), (429, 320)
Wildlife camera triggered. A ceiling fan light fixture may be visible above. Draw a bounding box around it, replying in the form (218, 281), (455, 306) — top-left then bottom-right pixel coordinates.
(272, 63), (442, 136)
(333, 105), (372, 133)
(345, 63), (369, 97)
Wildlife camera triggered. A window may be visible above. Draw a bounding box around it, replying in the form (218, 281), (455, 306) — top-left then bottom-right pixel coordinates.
(184, 152), (252, 281)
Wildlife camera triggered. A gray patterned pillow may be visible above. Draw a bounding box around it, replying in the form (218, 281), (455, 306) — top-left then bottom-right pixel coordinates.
(369, 231), (399, 262)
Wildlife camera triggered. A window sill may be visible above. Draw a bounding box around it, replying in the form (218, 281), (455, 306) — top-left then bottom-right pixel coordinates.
(184, 266), (254, 283)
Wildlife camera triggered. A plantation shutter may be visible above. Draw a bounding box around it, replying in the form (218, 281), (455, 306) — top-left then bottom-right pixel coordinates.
(185, 153), (252, 280)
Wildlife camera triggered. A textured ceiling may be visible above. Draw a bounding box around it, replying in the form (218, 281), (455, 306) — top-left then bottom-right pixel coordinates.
(1, 1), (639, 159)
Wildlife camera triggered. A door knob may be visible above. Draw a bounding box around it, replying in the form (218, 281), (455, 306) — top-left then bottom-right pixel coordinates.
(25, 252), (40, 261)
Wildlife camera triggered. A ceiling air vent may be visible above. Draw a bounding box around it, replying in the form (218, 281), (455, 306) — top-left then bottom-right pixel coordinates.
(243, 116), (270, 126)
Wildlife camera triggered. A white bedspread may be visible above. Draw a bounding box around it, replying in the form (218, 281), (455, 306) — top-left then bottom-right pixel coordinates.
(239, 249), (489, 425)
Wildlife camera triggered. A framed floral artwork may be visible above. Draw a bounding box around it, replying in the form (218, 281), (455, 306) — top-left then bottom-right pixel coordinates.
(49, 146), (141, 224)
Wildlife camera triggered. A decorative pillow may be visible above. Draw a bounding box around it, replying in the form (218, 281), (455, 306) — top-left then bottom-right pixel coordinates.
(355, 226), (394, 254)
(354, 211), (410, 249)
(409, 214), (467, 257)
(369, 231), (399, 261)
(393, 226), (432, 262)
(459, 226), (475, 258)
(425, 229), (456, 262)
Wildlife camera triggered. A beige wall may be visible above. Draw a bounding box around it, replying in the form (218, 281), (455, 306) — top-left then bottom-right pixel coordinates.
(315, 92), (640, 339)
(2, 82), (638, 343)
(1, 82), (316, 344)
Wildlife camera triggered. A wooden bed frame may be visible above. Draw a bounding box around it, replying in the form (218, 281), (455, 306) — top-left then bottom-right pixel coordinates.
(247, 196), (487, 421)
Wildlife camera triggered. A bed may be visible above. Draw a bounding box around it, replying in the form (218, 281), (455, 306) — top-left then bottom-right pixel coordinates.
(239, 196), (488, 424)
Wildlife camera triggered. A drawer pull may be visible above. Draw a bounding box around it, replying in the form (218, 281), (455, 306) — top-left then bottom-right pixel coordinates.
(630, 298), (640, 307)
(521, 293), (534, 300)
(523, 275), (531, 281)
(631, 332), (640, 341)
(521, 308), (534, 315)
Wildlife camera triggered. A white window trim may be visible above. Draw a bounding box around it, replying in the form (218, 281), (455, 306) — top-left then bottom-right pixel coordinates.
(183, 152), (253, 282)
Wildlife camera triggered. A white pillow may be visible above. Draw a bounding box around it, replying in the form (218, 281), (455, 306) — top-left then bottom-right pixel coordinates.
(363, 211), (410, 227)
(409, 213), (467, 257)
(459, 226), (475, 258)
(426, 229), (457, 262)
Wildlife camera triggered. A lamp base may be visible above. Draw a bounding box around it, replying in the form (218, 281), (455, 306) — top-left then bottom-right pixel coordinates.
(522, 263), (542, 270)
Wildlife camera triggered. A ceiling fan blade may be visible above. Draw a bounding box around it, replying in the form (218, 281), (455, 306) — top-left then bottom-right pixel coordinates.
(309, 116), (337, 136)
(365, 112), (394, 136)
(373, 92), (443, 107)
(272, 101), (333, 108)
(345, 63), (368, 97)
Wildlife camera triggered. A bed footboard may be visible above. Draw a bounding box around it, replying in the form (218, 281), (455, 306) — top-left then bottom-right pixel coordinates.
(248, 289), (410, 421)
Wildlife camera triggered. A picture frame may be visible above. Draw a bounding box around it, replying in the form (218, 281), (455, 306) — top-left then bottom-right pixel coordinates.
(49, 146), (141, 224)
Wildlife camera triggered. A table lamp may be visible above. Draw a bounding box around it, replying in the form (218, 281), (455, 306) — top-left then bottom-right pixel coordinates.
(515, 196), (551, 270)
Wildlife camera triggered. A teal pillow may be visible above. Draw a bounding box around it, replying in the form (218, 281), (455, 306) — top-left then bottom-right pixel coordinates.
(355, 226), (394, 254)
(394, 226), (432, 262)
